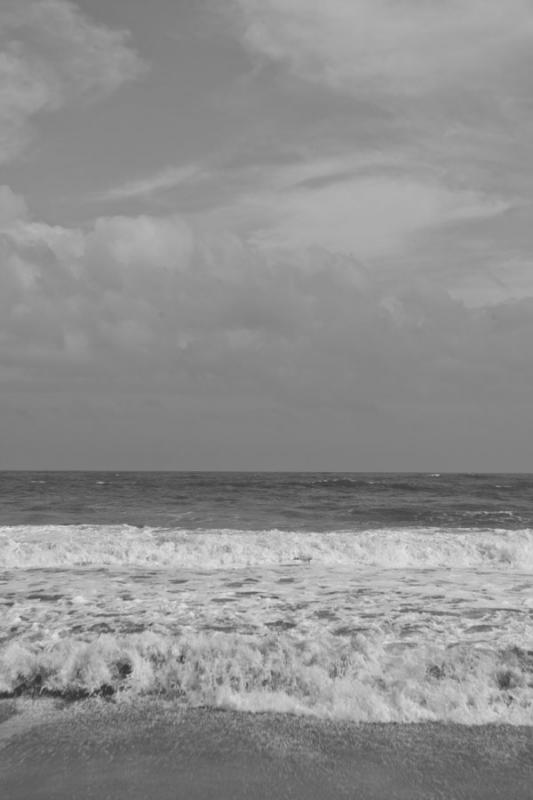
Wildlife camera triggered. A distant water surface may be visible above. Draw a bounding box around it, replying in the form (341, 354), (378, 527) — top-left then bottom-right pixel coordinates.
(2, 470), (533, 529)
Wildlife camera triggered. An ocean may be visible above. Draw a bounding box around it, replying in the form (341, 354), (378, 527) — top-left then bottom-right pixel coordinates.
(1, 471), (532, 798)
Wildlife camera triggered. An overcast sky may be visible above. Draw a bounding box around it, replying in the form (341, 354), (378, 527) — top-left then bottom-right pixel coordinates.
(1, 0), (533, 470)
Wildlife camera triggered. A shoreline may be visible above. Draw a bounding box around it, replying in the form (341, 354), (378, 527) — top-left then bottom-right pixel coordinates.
(1, 700), (532, 799)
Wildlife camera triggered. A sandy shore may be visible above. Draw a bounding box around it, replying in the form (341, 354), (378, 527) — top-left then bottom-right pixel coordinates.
(1, 700), (532, 799)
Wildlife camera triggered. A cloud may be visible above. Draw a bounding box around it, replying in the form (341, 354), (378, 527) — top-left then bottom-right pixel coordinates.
(2, 4), (533, 468)
(244, 176), (506, 257)
(102, 148), (508, 262)
(0, 0), (146, 163)
(234, 0), (533, 95)
(3, 183), (533, 467)
(0, 186), (530, 400)
(98, 164), (209, 202)
(0, 198), (198, 370)
(88, 215), (194, 270)
(189, 154), (507, 258)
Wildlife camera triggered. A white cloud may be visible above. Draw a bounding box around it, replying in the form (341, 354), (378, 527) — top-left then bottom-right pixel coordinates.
(245, 176), (506, 257)
(99, 164), (208, 202)
(0, 0), (145, 163)
(234, 0), (533, 94)
(193, 153), (507, 258)
(0, 186), (530, 393)
(88, 215), (194, 271)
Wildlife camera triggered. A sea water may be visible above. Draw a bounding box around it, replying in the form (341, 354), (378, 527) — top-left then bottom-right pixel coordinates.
(1, 471), (532, 725)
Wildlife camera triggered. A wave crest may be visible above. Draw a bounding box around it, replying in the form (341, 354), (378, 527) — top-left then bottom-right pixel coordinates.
(1, 631), (532, 724)
(1, 524), (533, 570)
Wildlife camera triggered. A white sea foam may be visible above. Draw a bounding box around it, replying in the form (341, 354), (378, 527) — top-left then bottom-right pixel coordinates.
(1, 630), (532, 724)
(2, 523), (532, 726)
(1, 524), (533, 570)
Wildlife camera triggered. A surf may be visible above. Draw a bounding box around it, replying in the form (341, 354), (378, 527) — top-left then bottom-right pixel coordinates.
(2, 524), (533, 571)
(1, 630), (532, 724)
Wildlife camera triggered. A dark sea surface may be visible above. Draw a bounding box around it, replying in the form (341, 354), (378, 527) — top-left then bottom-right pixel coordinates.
(1, 472), (532, 725)
(2, 470), (533, 529)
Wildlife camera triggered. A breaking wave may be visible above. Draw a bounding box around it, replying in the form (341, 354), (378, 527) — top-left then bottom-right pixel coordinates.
(2, 524), (533, 571)
(1, 631), (532, 724)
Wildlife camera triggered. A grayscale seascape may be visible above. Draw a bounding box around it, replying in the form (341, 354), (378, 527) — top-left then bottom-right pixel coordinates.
(2, 1), (533, 797)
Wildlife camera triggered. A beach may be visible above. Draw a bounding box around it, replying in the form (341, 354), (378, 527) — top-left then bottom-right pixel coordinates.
(1, 700), (532, 800)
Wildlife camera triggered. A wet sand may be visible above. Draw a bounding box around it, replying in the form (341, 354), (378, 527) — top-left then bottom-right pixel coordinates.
(1, 700), (532, 800)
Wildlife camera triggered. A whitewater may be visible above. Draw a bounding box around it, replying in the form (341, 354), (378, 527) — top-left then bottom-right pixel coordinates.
(2, 526), (533, 723)
(3, 524), (533, 570)
(1, 472), (532, 726)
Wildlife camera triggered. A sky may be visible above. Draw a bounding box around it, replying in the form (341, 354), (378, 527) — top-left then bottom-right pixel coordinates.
(1, 0), (533, 471)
